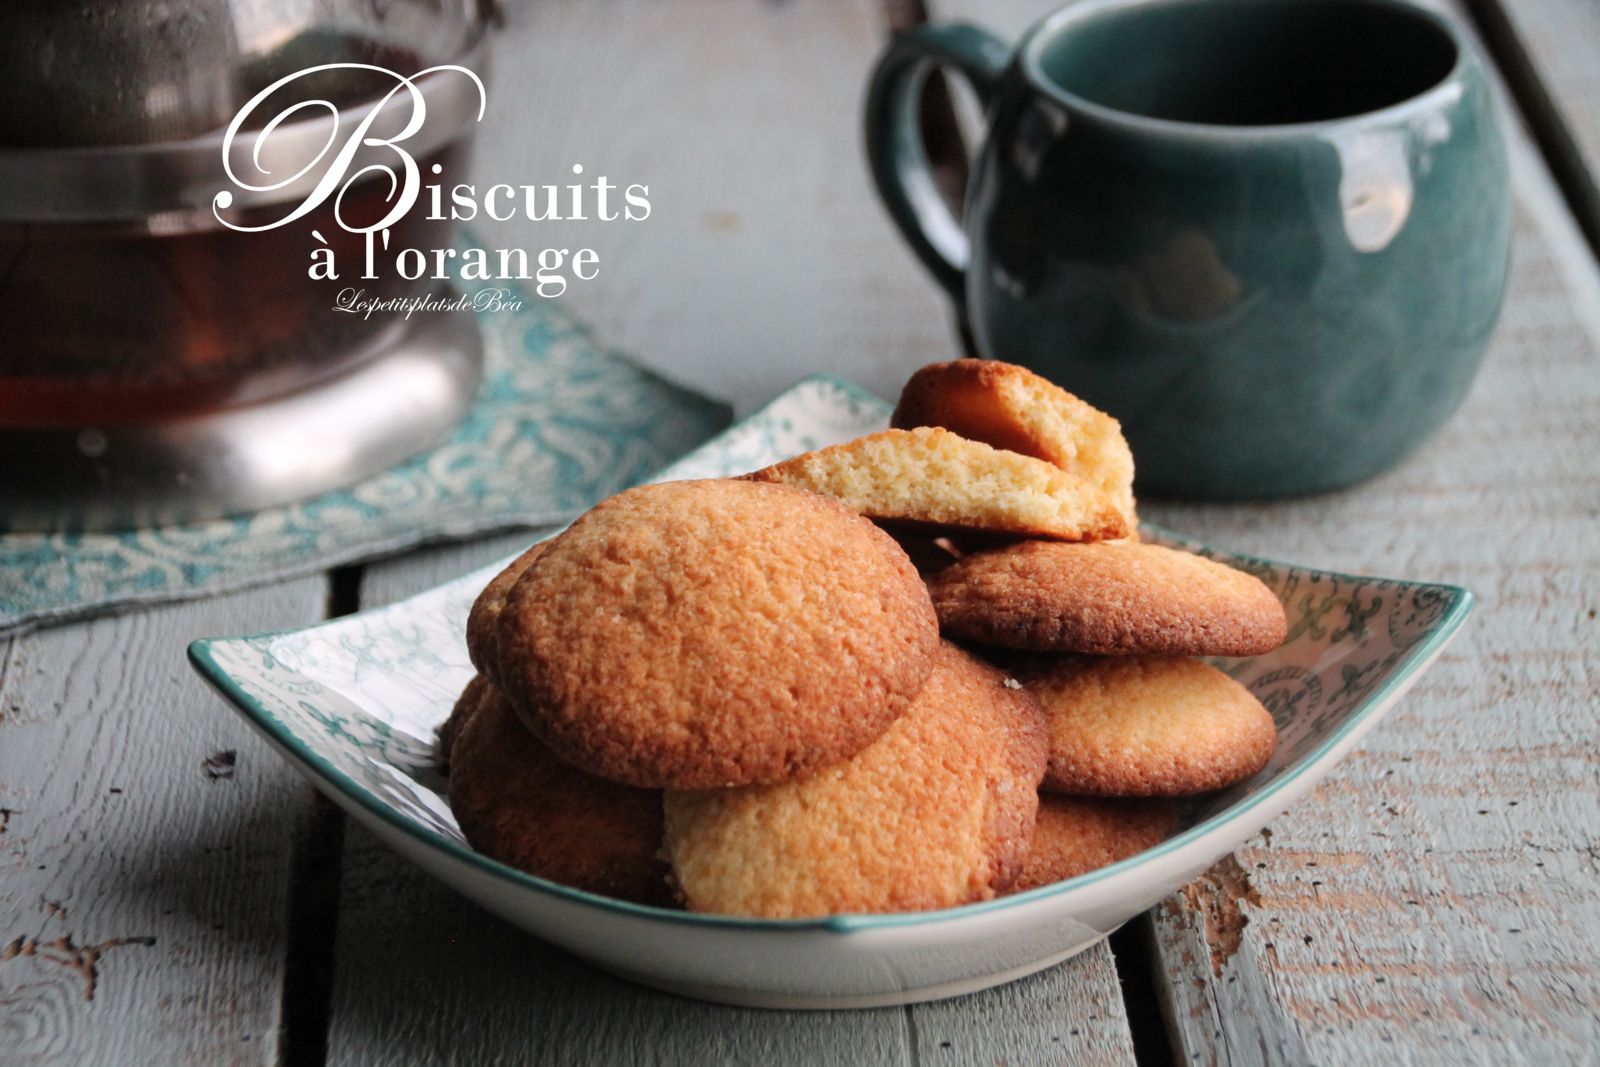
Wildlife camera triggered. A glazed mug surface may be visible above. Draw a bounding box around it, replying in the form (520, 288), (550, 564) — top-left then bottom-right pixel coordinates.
(865, 0), (1510, 498)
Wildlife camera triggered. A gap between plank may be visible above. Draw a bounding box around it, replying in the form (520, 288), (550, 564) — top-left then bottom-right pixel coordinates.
(1109, 918), (1179, 1067)
(1459, 0), (1600, 262)
(278, 790), (346, 1067)
(325, 565), (365, 623)
(277, 565), (362, 1067)
(900, 1002), (925, 1066)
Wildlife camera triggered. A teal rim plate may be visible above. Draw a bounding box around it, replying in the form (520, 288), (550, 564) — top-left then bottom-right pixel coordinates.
(189, 374), (1471, 941)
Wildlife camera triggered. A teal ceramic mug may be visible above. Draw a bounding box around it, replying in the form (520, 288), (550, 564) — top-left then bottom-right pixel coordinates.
(865, 0), (1510, 498)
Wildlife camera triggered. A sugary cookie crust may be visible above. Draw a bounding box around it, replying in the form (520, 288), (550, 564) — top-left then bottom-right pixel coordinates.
(465, 540), (549, 686)
(892, 359), (1138, 533)
(448, 685), (672, 906)
(1009, 793), (1178, 893)
(496, 479), (940, 789)
(745, 427), (1128, 542)
(662, 642), (1048, 918)
(1019, 655), (1278, 796)
(927, 541), (1287, 656)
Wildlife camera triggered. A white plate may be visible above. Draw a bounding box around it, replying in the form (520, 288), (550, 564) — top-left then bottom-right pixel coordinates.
(189, 375), (1472, 1009)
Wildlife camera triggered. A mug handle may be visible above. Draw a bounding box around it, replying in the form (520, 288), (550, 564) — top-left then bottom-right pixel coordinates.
(863, 23), (1011, 298)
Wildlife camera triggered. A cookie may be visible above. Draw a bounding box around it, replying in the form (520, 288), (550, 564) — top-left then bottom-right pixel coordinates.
(926, 541), (1286, 656)
(663, 642), (1049, 918)
(1020, 655), (1277, 796)
(1010, 794), (1178, 893)
(892, 360), (1138, 535)
(437, 673), (490, 769)
(465, 540), (549, 685)
(497, 479), (940, 789)
(745, 427), (1128, 542)
(448, 684), (672, 906)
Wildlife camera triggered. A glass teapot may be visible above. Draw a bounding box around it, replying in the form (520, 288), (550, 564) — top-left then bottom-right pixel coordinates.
(0, 0), (496, 529)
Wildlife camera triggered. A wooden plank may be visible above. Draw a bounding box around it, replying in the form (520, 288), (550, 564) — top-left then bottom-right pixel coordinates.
(903, 963), (1137, 1067)
(0, 580), (328, 1066)
(330, 820), (1137, 1067)
(926, 0), (1600, 1062)
(464, 0), (954, 417)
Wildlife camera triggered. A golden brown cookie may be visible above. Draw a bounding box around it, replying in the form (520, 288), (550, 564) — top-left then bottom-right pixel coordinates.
(1010, 794), (1178, 893)
(745, 427), (1128, 542)
(465, 540), (550, 685)
(1020, 655), (1278, 796)
(926, 541), (1286, 656)
(448, 685), (672, 906)
(662, 642), (1048, 918)
(437, 673), (491, 769)
(497, 479), (940, 790)
(892, 360), (1138, 536)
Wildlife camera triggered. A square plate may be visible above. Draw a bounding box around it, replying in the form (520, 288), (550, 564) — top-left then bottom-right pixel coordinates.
(189, 375), (1472, 1009)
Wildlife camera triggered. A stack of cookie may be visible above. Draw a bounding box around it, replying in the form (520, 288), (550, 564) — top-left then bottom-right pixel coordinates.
(440, 360), (1286, 918)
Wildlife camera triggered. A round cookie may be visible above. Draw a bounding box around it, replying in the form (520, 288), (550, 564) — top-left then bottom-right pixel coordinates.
(465, 540), (550, 685)
(926, 541), (1287, 656)
(1010, 794), (1178, 893)
(448, 684), (672, 906)
(662, 642), (1048, 918)
(745, 427), (1129, 542)
(1021, 655), (1278, 796)
(497, 478), (940, 789)
(892, 360), (1138, 535)
(437, 673), (490, 769)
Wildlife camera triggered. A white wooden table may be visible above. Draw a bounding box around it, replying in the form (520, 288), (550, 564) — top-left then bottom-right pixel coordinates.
(3, 1), (1598, 1063)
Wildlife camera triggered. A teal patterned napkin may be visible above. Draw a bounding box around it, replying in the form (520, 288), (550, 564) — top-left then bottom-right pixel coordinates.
(0, 297), (729, 637)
